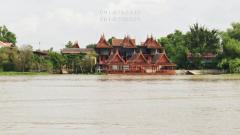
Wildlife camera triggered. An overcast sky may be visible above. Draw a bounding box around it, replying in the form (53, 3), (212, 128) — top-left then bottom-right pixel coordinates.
(0, 0), (239, 50)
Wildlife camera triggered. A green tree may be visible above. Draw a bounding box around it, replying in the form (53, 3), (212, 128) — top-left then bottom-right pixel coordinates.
(108, 37), (116, 45)
(218, 22), (240, 72)
(0, 25), (17, 45)
(82, 52), (97, 73)
(48, 52), (66, 73)
(65, 41), (73, 48)
(223, 38), (240, 58)
(16, 45), (33, 72)
(184, 23), (221, 69)
(186, 23), (221, 54)
(31, 54), (53, 72)
(0, 47), (19, 71)
(159, 30), (189, 69)
(86, 44), (97, 49)
(226, 23), (240, 40)
(229, 58), (240, 73)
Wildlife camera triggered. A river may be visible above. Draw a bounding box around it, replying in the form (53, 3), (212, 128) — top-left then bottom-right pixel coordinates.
(0, 75), (240, 135)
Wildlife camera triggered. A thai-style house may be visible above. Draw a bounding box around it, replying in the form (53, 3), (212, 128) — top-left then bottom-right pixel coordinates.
(61, 41), (95, 56)
(187, 52), (217, 64)
(33, 50), (49, 56)
(95, 35), (176, 74)
(61, 41), (81, 55)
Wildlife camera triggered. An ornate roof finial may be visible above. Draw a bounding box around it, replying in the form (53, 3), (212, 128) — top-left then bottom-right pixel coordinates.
(116, 48), (120, 55)
(110, 49), (114, 55)
(151, 34), (153, 39)
(162, 48), (166, 54)
(133, 49), (136, 54)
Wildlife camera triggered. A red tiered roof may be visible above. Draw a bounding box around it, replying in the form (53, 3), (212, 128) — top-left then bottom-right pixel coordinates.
(112, 36), (136, 48)
(122, 36), (136, 48)
(127, 52), (148, 64)
(142, 36), (161, 49)
(106, 50), (125, 64)
(152, 53), (176, 66)
(96, 35), (112, 49)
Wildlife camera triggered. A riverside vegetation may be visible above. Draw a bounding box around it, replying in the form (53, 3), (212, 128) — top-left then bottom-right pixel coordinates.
(0, 22), (240, 74)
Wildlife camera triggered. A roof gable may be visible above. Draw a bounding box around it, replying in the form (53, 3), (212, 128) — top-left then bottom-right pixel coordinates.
(96, 35), (112, 48)
(142, 37), (161, 49)
(112, 39), (123, 46)
(112, 37), (136, 48)
(107, 50), (125, 64)
(127, 53), (148, 64)
(152, 53), (171, 64)
(122, 37), (136, 48)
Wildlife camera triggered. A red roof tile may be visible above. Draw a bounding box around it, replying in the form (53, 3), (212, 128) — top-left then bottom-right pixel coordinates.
(61, 48), (81, 54)
(0, 41), (13, 47)
(127, 52), (148, 64)
(96, 35), (112, 48)
(152, 53), (175, 66)
(112, 36), (136, 48)
(106, 50), (125, 64)
(142, 36), (161, 49)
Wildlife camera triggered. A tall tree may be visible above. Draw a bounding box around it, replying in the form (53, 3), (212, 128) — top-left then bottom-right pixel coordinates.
(0, 25), (17, 45)
(186, 23), (221, 54)
(65, 41), (73, 48)
(48, 52), (66, 73)
(86, 44), (97, 49)
(226, 23), (240, 41)
(108, 37), (116, 45)
(159, 30), (188, 69)
(218, 22), (240, 72)
(17, 45), (33, 72)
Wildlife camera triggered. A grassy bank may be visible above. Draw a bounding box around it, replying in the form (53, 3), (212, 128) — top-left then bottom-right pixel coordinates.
(0, 72), (105, 76)
(0, 72), (50, 76)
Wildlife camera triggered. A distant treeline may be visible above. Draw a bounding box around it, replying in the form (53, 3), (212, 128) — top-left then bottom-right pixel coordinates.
(0, 22), (240, 73)
(0, 46), (96, 74)
(158, 23), (240, 73)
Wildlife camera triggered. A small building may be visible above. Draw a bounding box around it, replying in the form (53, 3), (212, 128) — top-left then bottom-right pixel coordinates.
(33, 50), (49, 56)
(61, 42), (95, 55)
(95, 35), (176, 74)
(61, 42), (81, 55)
(187, 52), (217, 64)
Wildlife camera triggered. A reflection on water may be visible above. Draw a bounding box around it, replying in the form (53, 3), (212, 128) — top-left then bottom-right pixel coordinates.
(0, 75), (240, 135)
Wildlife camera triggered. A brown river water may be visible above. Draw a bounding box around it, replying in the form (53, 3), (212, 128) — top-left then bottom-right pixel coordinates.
(0, 75), (240, 135)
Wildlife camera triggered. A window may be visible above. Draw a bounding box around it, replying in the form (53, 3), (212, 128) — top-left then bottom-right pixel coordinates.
(112, 65), (118, 70)
(123, 65), (129, 70)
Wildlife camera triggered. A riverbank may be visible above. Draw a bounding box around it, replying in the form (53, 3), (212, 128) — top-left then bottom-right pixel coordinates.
(0, 70), (235, 76)
(0, 72), (107, 76)
(0, 72), (50, 76)
(176, 69), (227, 75)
